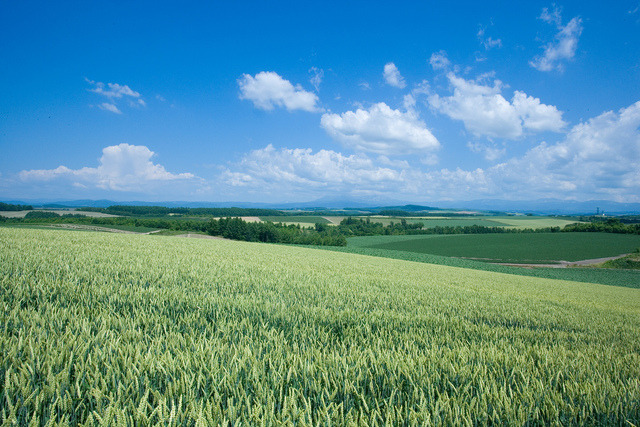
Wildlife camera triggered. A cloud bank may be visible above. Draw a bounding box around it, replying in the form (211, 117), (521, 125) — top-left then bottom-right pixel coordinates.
(222, 100), (640, 202)
(19, 144), (197, 193)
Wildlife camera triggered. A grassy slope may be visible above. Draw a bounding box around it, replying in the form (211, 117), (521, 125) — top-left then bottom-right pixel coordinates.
(599, 251), (640, 270)
(1, 228), (639, 425)
(355, 233), (640, 263)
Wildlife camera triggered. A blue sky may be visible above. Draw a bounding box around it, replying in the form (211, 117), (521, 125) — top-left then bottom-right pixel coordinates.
(1, 1), (639, 204)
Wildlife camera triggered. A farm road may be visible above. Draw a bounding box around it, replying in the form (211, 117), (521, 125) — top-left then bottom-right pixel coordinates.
(498, 254), (630, 268)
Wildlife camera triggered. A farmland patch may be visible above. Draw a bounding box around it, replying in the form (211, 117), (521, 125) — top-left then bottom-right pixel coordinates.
(2, 228), (640, 424)
(359, 232), (640, 264)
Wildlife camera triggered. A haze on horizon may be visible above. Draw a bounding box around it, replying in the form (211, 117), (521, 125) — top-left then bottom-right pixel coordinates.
(1, 1), (639, 204)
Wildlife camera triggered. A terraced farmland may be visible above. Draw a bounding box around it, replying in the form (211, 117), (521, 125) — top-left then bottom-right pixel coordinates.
(1, 228), (639, 424)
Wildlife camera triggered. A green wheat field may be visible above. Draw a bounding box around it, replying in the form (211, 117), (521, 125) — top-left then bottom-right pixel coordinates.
(1, 228), (639, 425)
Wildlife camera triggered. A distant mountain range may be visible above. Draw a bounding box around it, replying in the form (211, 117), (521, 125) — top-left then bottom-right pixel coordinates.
(434, 199), (640, 215)
(2, 198), (640, 215)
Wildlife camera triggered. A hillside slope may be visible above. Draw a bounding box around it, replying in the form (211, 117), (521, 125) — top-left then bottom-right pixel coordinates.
(1, 228), (639, 424)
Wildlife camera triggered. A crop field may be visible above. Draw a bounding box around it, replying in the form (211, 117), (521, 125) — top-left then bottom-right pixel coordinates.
(357, 233), (640, 264)
(350, 217), (509, 228)
(318, 244), (640, 289)
(259, 215), (331, 225)
(1, 228), (640, 425)
(492, 216), (583, 229)
(408, 218), (511, 228)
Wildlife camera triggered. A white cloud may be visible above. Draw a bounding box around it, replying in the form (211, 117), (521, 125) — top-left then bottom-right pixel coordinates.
(383, 62), (406, 88)
(467, 141), (506, 161)
(491, 100), (640, 200)
(512, 91), (566, 132)
(530, 6), (583, 72)
(320, 103), (440, 155)
(359, 82), (371, 90)
(540, 5), (562, 26)
(99, 103), (122, 114)
(429, 51), (451, 70)
(221, 144), (409, 197)
(428, 72), (566, 139)
(19, 144), (197, 192)
(309, 67), (324, 92)
(215, 101), (640, 202)
(238, 71), (321, 112)
(86, 79), (145, 113)
(477, 28), (502, 50)
(219, 145), (490, 201)
(87, 80), (141, 99)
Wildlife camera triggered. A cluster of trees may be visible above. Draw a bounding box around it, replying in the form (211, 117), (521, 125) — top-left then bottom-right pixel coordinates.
(1, 214), (346, 246)
(78, 205), (286, 217)
(337, 217), (424, 235)
(2, 214), (209, 231)
(0, 202), (33, 211)
(24, 211), (61, 219)
(335, 217), (563, 237)
(563, 218), (640, 234)
(206, 217), (346, 246)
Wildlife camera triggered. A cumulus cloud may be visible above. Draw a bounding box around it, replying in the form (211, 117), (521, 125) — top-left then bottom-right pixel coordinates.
(19, 144), (197, 192)
(86, 79), (145, 114)
(512, 91), (567, 132)
(219, 144), (498, 201)
(221, 144), (409, 197)
(218, 101), (640, 202)
(429, 101), (640, 200)
(429, 51), (451, 70)
(383, 62), (406, 88)
(530, 6), (583, 72)
(238, 71), (322, 112)
(428, 72), (566, 139)
(490, 100), (640, 200)
(320, 103), (440, 155)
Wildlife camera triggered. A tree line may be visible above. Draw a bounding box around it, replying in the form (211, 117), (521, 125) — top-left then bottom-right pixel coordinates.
(563, 218), (640, 234)
(0, 202), (33, 211)
(3, 214), (638, 247)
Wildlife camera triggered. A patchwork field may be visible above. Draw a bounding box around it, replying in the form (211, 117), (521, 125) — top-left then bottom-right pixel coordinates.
(492, 216), (585, 229)
(316, 215), (576, 229)
(355, 233), (640, 264)
(365, 217), (511, 227)
(259, 215), (331, 225)
(1, 228), (639, 424)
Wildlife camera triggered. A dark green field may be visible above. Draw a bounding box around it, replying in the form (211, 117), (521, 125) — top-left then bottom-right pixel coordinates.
(357, 233), (640, 263)
(316, 244), (640, 289)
